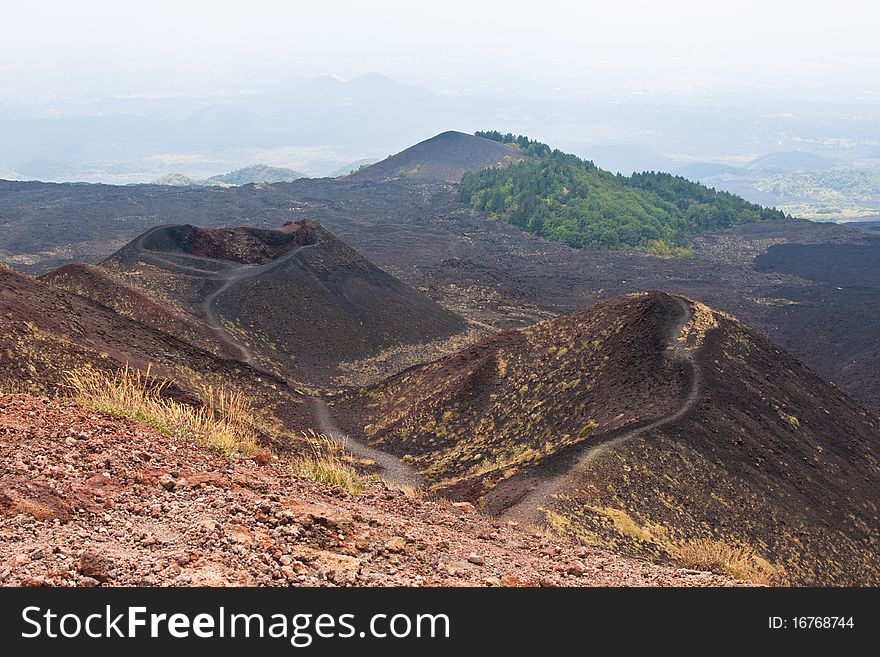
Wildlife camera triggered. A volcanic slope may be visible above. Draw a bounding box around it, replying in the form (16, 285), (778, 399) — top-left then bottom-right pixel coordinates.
(0, 264), (313, 433)
(341, 292), (880, 585)
(0, 393), (742, 587)
(2, 177), (879, 413)
(41, 263), (236, 361)
(344, 131), (526, 183)
(98, 220), (467, 383)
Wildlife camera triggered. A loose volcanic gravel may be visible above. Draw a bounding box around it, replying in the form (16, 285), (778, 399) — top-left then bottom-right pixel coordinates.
(0, 394), (742, 587)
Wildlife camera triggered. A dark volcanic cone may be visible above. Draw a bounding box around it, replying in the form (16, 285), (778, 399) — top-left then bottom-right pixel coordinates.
(342, 291), (880, 585)
(98, 220), (467, 382)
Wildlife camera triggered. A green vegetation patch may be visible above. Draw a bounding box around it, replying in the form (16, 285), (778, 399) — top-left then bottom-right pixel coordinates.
(463, 132), (785, 254)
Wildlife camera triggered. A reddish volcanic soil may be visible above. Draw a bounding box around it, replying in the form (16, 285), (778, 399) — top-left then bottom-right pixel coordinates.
(0, 394), (741, 587)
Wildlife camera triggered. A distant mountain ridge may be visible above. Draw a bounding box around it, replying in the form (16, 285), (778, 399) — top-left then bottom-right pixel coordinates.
(209, 164), (305, 185)
(152, 164), (305, 187)
(327, 159), (376, 178)
(676, 151), (838, 181)
(150, 173), (221, 187)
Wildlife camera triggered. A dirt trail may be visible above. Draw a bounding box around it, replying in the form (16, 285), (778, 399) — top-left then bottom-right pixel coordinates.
(467, 318), (499, 332)
(136, 239), (317, 366)
(130, 236), (424, 489)
(502, 297), (700, 524)
(200, 275), (256, 365)
(0, 393), (742, 587)
(310, 397), (422, 489)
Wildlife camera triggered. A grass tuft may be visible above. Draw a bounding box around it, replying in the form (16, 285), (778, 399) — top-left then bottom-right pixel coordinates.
(677, 538), (786, 585)
(289, 430), (364, 494)
(64, 364), (259, 457)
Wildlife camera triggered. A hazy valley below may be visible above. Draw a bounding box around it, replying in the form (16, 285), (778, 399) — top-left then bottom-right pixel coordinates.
(2, 74), (878, 225)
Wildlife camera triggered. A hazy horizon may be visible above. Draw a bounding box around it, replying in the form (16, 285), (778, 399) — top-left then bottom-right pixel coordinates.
(1, 0), (878, 223)
(3, 1), (878, 104)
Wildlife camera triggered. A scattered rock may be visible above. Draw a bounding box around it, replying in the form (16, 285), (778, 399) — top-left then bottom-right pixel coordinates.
(467, 553), (486, 566)
(158, 474), (176, 492)
(198, 518), (218, 532)
(178, 472), (227, 489)
(0, 478), (71, 522)
(20, 576), (51, 587)
(676, 569), (705, 576)
(76, 550), (114, 583)
(0, 394), (746, 589)
(384, 537), (407, 553)
(566, 562), (587, 576)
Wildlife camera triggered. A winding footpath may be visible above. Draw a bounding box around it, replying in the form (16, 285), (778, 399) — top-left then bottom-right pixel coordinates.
(133, 234), (420, 487)
(310, 397), (422, 489)
(502, 297), (701, 524)
(135, 235), (317, 366)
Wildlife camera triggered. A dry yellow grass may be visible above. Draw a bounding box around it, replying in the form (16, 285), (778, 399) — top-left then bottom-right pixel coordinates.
(64, 364), (259, 457)
(289, 430), (364, 494)
(545, 506), (786, 585)
(0, 379), (38, 395)
(678, 300), (719, 348)
(677, 538), (786, 585)
(598, 506), (672, 546)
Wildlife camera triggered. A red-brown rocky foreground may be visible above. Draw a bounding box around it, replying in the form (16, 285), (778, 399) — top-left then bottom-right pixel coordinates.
(0, 394), (740, 587)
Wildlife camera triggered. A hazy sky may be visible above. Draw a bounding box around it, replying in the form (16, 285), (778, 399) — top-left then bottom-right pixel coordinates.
(2, 0), (878, 103)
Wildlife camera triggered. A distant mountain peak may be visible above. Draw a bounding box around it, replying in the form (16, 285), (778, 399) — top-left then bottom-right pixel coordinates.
(208, 164), (305, 185)
(344, 131), (526, 183)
